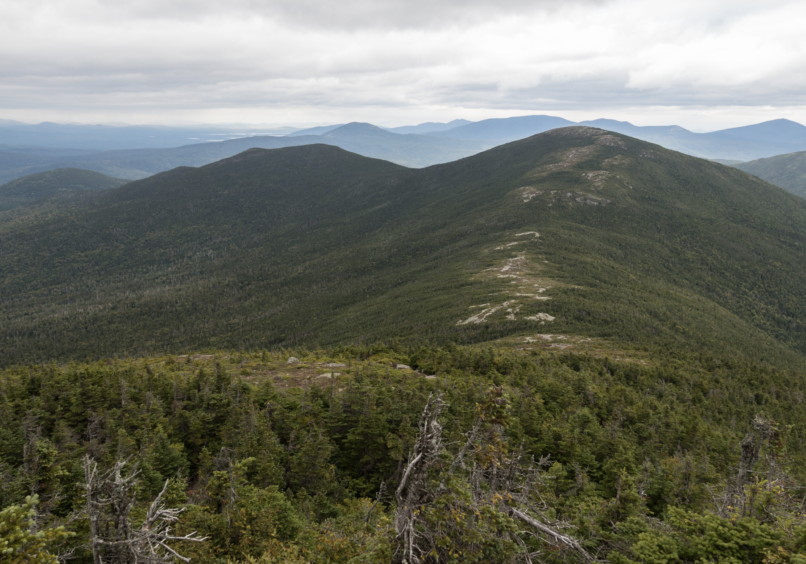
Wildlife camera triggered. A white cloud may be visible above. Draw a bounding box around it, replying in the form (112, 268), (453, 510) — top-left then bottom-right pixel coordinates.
(31, 0), (603, 30)
(1, 0), (805, 129)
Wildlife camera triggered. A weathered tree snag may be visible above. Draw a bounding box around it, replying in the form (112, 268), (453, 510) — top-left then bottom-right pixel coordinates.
(708, 415), (793, 520)
(83, 456), (206, 563)
(390, 389), (592, 563)
(394, 393), (446, 564)
(508, 507), (593, 562)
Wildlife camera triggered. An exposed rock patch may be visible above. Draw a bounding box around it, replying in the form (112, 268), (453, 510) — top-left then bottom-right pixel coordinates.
(603, 155), (630, 167)
(568, 192), (611, 206)
(539, 145), (598, 173)
(525, 313), (555, 322)
(457, 300), (517, 325)
(518, 186), (541, 203)
(458, 245), (560, 326)
(583, 170), (610, 188)
(595, 134), (627, 148)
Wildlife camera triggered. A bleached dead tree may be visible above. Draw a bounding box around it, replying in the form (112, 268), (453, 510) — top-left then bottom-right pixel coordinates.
(707, 415), (805, 523)
(391, 390), (593, 564)
(83, 456), (206, 563)
(394, 393), (447, 564)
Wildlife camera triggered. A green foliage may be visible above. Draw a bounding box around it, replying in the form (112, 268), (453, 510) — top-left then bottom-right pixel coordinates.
(420, 476), (523, 564)
(0, 342), (805, 561)
(0, 495), (72, 564)
(0, 167), (129, 212)
(615, 507), (796, 564)
(735, 151), (806, 200)
(180, 484), (301, 562)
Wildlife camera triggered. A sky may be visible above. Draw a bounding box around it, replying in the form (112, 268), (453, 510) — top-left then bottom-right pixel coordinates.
(1, 0), (806, 131)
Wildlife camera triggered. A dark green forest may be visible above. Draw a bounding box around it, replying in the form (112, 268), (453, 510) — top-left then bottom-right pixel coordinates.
(3, 128), (806, 562)
(4, 344), (806, 563)
(0, 168), (129, 212)
(3, 128), (806, 367)
(736, 151), (806, 200)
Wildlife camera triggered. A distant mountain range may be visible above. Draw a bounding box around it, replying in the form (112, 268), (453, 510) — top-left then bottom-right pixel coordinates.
(427, 116), (806, 161)
(268, 119), (475, 137)
(0, 144), (98, 180)
(2, 115), (806, 187)
(0, 121), (297, 150)
(286, 124), (344, 136)
(385, 119), (473, 134)
(0, 123), (491, 183)
(579, 118), (806, 161)
(429, 115), (574, 141)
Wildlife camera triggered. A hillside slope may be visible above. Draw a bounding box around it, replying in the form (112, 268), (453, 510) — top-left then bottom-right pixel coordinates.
(734, 151), (806, 199)
(0, 167), (130, 212)
(3, 128), (806, 367)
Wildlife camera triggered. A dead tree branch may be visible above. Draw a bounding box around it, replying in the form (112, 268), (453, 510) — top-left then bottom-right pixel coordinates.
(83, 455), (206, 564)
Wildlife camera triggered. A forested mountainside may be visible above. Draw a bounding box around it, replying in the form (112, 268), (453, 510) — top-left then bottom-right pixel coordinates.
(734, 151), (806, 200)
(0, 168), (129, 212)
(5, 127), (806, 563)
(2, 127), (806, 367)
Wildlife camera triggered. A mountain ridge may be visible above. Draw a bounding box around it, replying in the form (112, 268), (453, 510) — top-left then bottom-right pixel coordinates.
(3, 127), (806, 368)
(430, 114), (576, 141)
(5, 126), (806, 564)
(385, 118), (473, 134)
(708, 118), (806, 144)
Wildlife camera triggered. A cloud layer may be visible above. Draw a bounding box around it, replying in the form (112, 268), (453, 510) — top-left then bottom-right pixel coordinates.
(1, 0), (805, 128)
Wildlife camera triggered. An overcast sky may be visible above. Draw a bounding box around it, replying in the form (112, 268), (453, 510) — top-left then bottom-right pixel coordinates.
(2, 0), (805, 131)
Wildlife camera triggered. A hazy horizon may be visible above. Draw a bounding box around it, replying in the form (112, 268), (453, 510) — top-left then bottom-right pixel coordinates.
(2, 114), (805, 137)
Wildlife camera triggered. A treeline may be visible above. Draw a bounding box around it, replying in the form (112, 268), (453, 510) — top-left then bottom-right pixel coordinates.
(2, 343), (806, 562)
